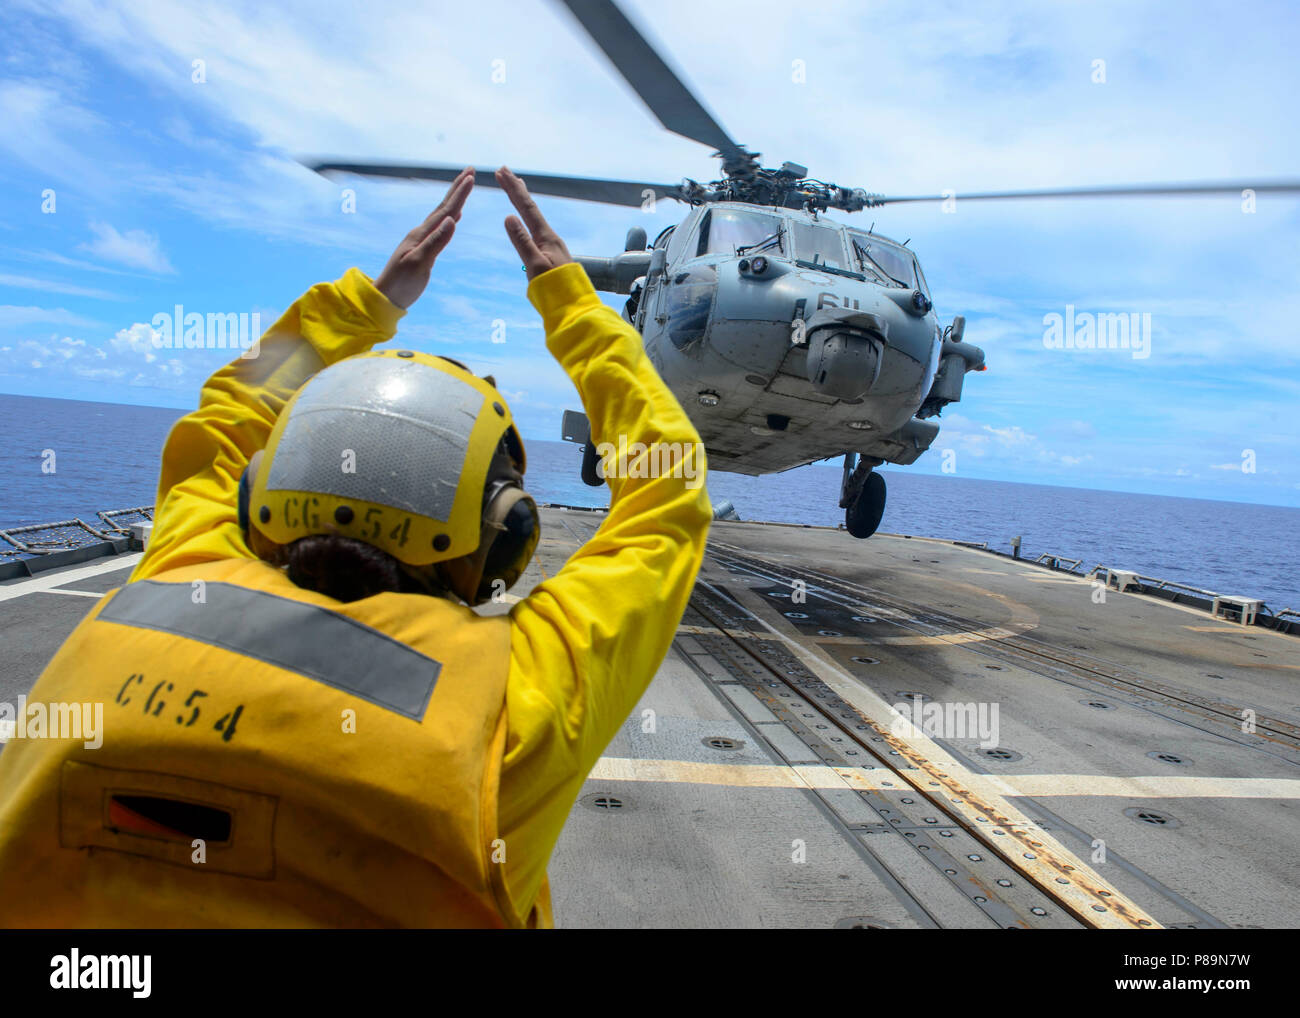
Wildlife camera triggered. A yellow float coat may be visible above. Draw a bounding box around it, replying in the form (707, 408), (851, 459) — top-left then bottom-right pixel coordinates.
(0, 261), (711, 927)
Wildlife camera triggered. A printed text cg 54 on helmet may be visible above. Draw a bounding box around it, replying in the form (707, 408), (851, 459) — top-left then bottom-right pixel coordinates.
(243, 349), (539, 604)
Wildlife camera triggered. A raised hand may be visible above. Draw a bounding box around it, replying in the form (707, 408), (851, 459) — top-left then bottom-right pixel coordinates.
(497, 166), (574, 281)
(375, 166), (475, 309)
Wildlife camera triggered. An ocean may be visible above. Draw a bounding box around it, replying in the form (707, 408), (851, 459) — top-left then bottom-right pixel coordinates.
(2, 392), (1297, 610)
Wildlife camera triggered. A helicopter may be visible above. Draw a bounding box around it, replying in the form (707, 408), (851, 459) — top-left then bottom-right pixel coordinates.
(309, 0), (1300, 538)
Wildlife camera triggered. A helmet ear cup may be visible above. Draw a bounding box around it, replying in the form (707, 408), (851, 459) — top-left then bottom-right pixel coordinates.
(238, 464), (252, 538)
(474, 484), (540, 603)
(238, 450), (264, 544)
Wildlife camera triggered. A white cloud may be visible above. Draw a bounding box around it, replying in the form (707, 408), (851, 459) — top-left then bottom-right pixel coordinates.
(0, 328), (190, 389)
(0, 305), (101, 329)
(0, 272), (123, 300)
(111, 322), (162, 359)
(0, 80), (110, 188)
(79, 222), (175, 274)
(23, 250), (142, 277)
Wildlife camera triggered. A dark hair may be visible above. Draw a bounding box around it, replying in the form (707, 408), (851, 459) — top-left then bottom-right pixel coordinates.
(285, 534), (434, 603)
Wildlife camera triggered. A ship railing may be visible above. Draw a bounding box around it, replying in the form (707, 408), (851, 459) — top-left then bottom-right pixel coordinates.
(1092, 568), (1222, 600)
(96, 507), (154, 535)
(1086, 566), (1295, 631)
(0, 507), (154, 561)
(1033, 553), (1084, 571)
(0, 518), (114, 556)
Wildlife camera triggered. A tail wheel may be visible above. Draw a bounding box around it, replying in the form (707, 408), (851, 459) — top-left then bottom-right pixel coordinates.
(845, 471), (886, 539)
(581, 443), (605, 487)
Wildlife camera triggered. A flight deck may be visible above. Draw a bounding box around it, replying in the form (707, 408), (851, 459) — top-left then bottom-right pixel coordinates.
(1, 506), (1296, 929)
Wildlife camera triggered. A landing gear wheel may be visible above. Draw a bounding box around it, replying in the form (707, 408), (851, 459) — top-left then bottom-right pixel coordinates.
(581, 443), (604, 487)
(845, 471), (886, 538)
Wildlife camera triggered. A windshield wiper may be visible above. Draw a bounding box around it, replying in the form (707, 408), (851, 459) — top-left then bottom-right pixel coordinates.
(737, 230), (782, 256)
(854, 240), (908, 287)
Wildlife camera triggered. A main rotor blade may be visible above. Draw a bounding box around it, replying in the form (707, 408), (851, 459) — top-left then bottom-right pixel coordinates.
(308, 161), (686, 208)
(557, 0), (748, 169)
(872, 179), (1300, 205)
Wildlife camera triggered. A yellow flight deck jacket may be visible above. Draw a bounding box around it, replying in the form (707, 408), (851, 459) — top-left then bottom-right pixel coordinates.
(0, 261), (712, 928)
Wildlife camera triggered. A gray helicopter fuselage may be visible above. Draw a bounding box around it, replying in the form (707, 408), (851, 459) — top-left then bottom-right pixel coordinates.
(592, 202), (953, 476)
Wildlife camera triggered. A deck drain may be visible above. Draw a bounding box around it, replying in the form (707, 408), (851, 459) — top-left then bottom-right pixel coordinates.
(851, 616), (877, 623)
(1082, 700), (1115, 710)
(784, 611), (809, 619)
(703, 736), (744, 751)
(817, 629), (842, 637)
(896, 691), (932, 703)
(980, 747), (1023, 763)
(851, 656), (880, 664)
(1147, 751), (1190, 766)
(1124, 807), (1181, 828)
(834, 917), (895, 929)
(984, 664), (1004, 671)
(580, 793), (631, 813)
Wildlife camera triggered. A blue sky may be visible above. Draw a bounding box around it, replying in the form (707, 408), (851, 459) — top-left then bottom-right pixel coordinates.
(1, 0), (1297, 506)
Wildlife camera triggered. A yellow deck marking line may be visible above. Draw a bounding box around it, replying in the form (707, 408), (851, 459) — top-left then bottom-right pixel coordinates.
(1235, 663), (1300, 670)
(587, 759), (1300, 800)
(1004, 774), (1300, 799)
(590, 757), (897, 790)
(820, 626), (1035, 647)
(0, 553), (142, 603)
(703, 576), (1162, 929)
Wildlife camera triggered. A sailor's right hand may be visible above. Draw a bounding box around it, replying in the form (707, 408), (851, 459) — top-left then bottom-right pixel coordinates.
(375, 166), (475, 310)
(497, 166), (574, 281)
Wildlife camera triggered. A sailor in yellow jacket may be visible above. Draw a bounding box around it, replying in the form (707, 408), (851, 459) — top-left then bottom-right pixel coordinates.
(0, 167), (712, 928)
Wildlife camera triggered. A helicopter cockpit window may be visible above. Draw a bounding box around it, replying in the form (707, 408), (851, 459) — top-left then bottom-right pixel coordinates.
(697, 209), (784, 257)
(790, 222), (848, 270)
(850, 233), (920, 291)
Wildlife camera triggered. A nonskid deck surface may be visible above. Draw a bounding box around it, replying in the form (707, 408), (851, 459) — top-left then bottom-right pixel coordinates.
(1, 507), (1296, 928)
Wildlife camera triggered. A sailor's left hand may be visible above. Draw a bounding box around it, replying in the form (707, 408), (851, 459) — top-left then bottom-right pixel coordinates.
(374, 166), (475, 309)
